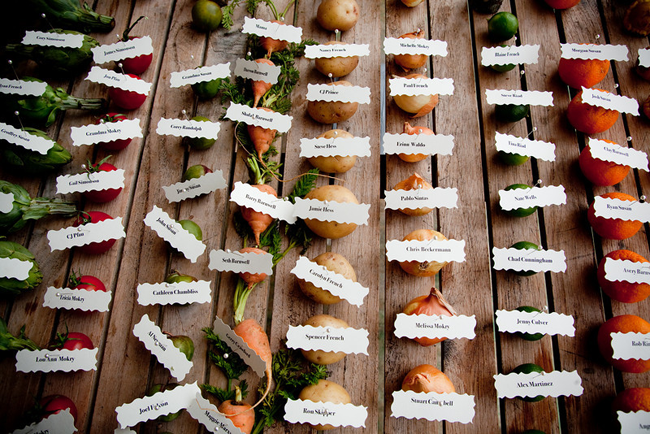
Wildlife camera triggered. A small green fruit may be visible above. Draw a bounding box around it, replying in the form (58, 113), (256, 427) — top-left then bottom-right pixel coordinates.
(510, 241), (540, 276)
(192, 0), (223, 32)
(182, 164), (212, 181)
(495, 103), (529, 123)
(503, 184), (537, 217)
(515, 306), (544, 341)
(186, 116), (216, 151)
(511, 363), (545, 402)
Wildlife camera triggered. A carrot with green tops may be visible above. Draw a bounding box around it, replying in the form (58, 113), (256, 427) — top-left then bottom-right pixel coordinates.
(232, 319), (273, 413)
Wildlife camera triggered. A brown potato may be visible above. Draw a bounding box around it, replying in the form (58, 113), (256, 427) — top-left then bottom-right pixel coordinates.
(307, 129), (357, 173)
(304, 185), (359, 239)
(315, 41), (359, 78)
(299, 379), (351, 430)
(307, 81), (358, 124)
(316, 0), (360, 32)
(301, 314), (349, 365)
(298, 252), (357, 304)
(399, 229), (449, 276)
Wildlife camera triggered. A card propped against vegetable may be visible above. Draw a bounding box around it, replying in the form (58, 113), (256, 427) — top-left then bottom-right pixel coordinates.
(241, 17), (302, 43)
(234, 58), (281, 84)
(389, 77), (454, 96)
(592, 196), (650, 222)
(286, 324), (370, 355)
(225, 102), (292, 133)
(299, 135), (371, 158)
(383, 37), (448, 57)
(481, 44), (540, 66)
(230, 181), (296, 223)
(169, 63), (231, 88)
(0, 78), (47, 96)
(611, 332), (650, 361)
(306, 83), (371, 104)
(384, 186), (458, 210)
(85, 66), (152, 94)
(394, 313), (476, 340)
(386, 239), (466, 263)
(499, 185), (566, 211)
(293, 197), (370, 226)
(47, 217), (125, 252)
(492, 246), (566, 273)
(305, 43), (370, 58)
(284, 399), (368, 428)
(0, 257), (31, 281)
(560, 43), (628, 61)
(16, 348), (98, 373)
(186, 393), (243, 434)
(617, 410), (650, 433)
(383, 131), (454, 157)
(22, 30), (83, 48)
(580, 87), (638, 115)
(136, 280), (212, 306)
(495, 310), (575, 337)
(143, 206), (206, 263)
(0, 122), (55, 154)
(12, 408), (76, 434)
(588, 138), (649, 171)
(92, 35), (154, 64)
(43, 286), (112, 312)
(486, 89), (553, 106)
(56, 169), (125, 195)
(208, 248), (273, 275)
(211, 316), (267, 377)
(493, 370), (583, 399)
(156, 118), (220, 139)
(495, 132), (556, 162)
(162, 171), (227, 203)
(604, 257), (650, 285)
(391, 390), (475, 423)
(70, 118), (143, 147)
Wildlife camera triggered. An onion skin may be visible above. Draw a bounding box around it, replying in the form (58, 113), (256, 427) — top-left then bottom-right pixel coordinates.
(393, 173), (433, 216)
(402, 364), (456, 393)
(399, 122), (433, 162)
(238, 247), (268, 288)
(401, 0), (425, 6)
(402, 286), (456, 346)
(394, 30), (427, 71)
(394, 74), (438, 118)
(240, 184), (277, 246)
(260, 20), (288, 57)
(399, 229), (449, 276)
(252, 58), (274, 107)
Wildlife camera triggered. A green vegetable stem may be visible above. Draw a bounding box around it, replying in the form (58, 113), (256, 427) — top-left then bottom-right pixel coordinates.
(1, 128), (72, 174)
(0, 240), (43, 295)
(0, 317), (40, 351)
(24, 0), (115, 33)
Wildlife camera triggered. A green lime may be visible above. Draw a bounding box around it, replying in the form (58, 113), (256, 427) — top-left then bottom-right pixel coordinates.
(511, 363), (546, 402)
(515, 306), (544, 341)
(191, 78), (220, 99)
(186, 116), (216, 150)
(503, 184), (537, 217)
(192, 0), (223, 32)
(488, 11), (519, 41)
(499, 150), (529, 166)
(510, 241), (539, 276)
(147, 383), (181, 421)
(495, 103), (530, 122)
(490, 63), (516, 72)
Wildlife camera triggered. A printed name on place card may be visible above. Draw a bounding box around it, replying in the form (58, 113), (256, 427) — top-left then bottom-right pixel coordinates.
(0, 122), (55, 154)
(208, 249), (274, 275)
(611, 332), (650, 360)
(492, 246), (567, 273)
(617, 410), (650, 433)
(495, 310), (575, 337)
(581, 87), (639, 115)
(143, 206), (206, 263)
(115, 382), (200, 429)
(234, 58), (281, 84)
(241, 17), (302, 43)
(12, 409), (76, 434)
(305, 43), (370, 59)
(306, 83), (371, 104)
(391, 390), (475, 423)
(640, 48), (650, 68)
(486, 89), (553, 106)
(383, 37), (448, 57)
(224, 102), (292, 133)
(494, 370), (583, 399)
(16, 348), (98, 373)
(386, 239), (466, 263)
(290, 256), (369, 307)
(293, 197), (370, 226)
(499, 185), (566, 211)
(0, 78), (47, 96)
(604, 257), (650, 285)
(47, 217), (125, 252)
(481, 44), (540, 66)
(384, 187), (458, 210)
(212, 316), (267, 377)
(229, 181), (296, 223)
(588, 138), (649, 171)
(133, 314), (193, 381)
(156, 118), (220, 139)
(56, 169), (125, 195)
(284, 399), (368, 428)
(561, 43), (629, 61)
(592, 196), (650, 222)
(71, 118), (143, 147)
(22, 30), (83, 48)
(85, 66), (152, 94)
(163, 171), (227, 203)
(389, 77), (454, 96)
(495, 132), (556, 162)
(43, 286), (111, 312)
(286, 324), (369, 354)
(137, 280), (212, 306)
(300, 135), (371, 158)
(186, 393), (244, 434)
(92, 36), (153, 64)
(383, 132), (454, 157)
(169, 63), (231, 88)
(394, 313), (476, 340)
(0, 257), (31, 280)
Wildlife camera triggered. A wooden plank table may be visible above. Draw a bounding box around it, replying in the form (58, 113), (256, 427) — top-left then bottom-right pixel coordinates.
(0, 0), (649, 432)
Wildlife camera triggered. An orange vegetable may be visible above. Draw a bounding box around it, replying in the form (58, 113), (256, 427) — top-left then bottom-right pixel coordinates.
(252, 58), (275, 107)
(233, 319), (273, 411)
(240, 184), (277, 246)
(260, 20), (288, 57)
(218, 399), (254, 434)
(238, 247), (268, 288)
(401, 364), (456, 393)
(247, 107), (277, 160)
(402, 287), (456, 346)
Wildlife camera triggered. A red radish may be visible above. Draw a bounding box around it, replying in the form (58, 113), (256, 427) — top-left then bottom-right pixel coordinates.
(68, 272), (106, 292)
(232, 319), (272, 413)
(240, 184), (277, 246)
(109, 73), (147, 110)
(247, 107), (277, 160)
(82, 158), (123, 203)
(51, 331), (94, 351)
(95, 113), (132, 151)
(260, 20), (288, 57)
(238, 247), (268, 287)
(252, 58), (275, 107)
(120, 16), (153, 75)
(73, 211), (117, 255)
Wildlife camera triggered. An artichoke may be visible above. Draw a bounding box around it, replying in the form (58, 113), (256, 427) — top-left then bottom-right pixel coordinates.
(6, 29), (98, 76)
(1, 77), (106, 127)
(24, 0), (115, 34)
(0, 240), (42, 295)
(0, 180), (77, 233)
(1, 128), (72, 174)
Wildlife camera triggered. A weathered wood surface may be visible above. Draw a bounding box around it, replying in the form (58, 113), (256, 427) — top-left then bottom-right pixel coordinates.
(1, 0), (649, 433)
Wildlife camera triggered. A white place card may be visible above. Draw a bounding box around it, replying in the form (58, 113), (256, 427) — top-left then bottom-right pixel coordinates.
(391, 391), (475, 423)
(0, 122), (55, 154)
(0, 192), (12, 213)
(494, 370), (583, 399)
(162, 171), (227, 203)
(92, 36), (154, 64)
(495, 310), (575, 337)
(169, 63), (231, 88)
(186, 393), (244, 434)
(394, 313), (476, 340)
(85, 66), (152, 94)
(386, 239), (466, 263)
(305, 43), (370, 58)
(43, 286), (112, 312)
(300, 136), (371, 158)
(143, 206), (206, 263)
(229, 181), (296, 224)
(16, 348), (98, 373)
(492, 246), (566, 273)
(486, 89), (553, 106)
(208, 249), (274, 275)
(290, 256), (368, 306)
(581, 87), (638, 115)
(383, 38), (448, 57)
(22, 30), (83, 48)
(156, 118), (220, 139)
(592, 196), (649, 222)
(588, 138), (648, 171)
(604, 257), (650, 285)
(12, 409), (76, 434)
(560, 43), (629, 61)
(384, 187), (458, 210)
(495, 132), (556, 162)
(383, 132), (454, 157)
(47, 217), (125, 252)
(241, 17), (302, 43)
(137, 280), (212, 306)
(115, 381), (200, 429)
(617, 410), (650, 433)
(212, 315), (267, 377)
(0, 257), (31, 280)
(286, 324), (369, 355)
(389, 77), (454, 96)
(56, 169), (125, 195)
(115, 429), (137, 434)
(306, 83), (371, 104)
(133, 314), (193, 381)
(611, 332), (650, 360)
(234, 58), (280, 84)
(293, 197), (370, 226)
(70, 118), (143, 147)
(0, 78), (47, 96)
(225, 102), (292, 133)
(284, 399), (367, 428)
(481, 44), (540, 66)
(499, 185), (566, 211)
(639, 48), (650, 68)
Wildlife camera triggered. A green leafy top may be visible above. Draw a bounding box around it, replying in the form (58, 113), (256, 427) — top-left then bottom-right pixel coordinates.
(201, 327), (250, 402)
(221, 0), (297, 29)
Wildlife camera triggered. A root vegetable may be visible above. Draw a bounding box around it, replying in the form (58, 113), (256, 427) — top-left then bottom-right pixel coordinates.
(260, 20), (289, 57)
(298, 252), (356, 304)
(314, 41), (359, 78)
(252, 58), (275, 107)
(247, 107), (277, 160)
(317, 0), (360, 32)
(393, 173), (433, 216)
(304, 185), (359, 239)
(401, 0), (425, 6)
(301, 315), (349, 365)
(238, 247), (268, 288)
(240, 184), (277, 246)
(393, 74), (438, 118)
(402, 364), (456, 393)
(400, 122), (433, 162)
(232, 319), (273, 412)
(299, 379), (351, 430)
(218, 399), (254, 434)
(307, 129), (356, 173)
(399, 229), (449, 277)
(307, 81), (359, 124)
(402, 287), (456, 346)
(394, 30), (427, 71)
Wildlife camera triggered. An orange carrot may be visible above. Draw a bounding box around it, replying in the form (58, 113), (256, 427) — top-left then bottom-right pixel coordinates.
(238, 247), (268, 288)
(260, 20), (288, 57)
(247, 107), (277, 161)
(232, 319), (273, 413)
(240, 184), (277, 246)
(252, 58), (275, 107)
(218, 399), (254, 434)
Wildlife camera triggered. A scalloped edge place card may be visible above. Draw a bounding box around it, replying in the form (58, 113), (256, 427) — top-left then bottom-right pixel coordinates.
(581, 87), (639, 115)
(0, 122), (55, 154)
(0, 256), (31, 280)
(43, 286), (112, 312)
(492, 246), (567, 273)
(383, 37), (448, 57)
(115, 381), (200, 429)
(133, 314), (193, 381)
(299, 135), (371, 158)
(481, 44), (540, 66)
(92, 35), (154, 64)
(495, 309), (575, 337)
(386, 239), (466, 263)
(305, 43), (370, 59)
(11, 408), (76, 434)
(640, 48), (650, 68)
(156, 118), (220, 139)
(390, 390), (475, 423)
(384, 187), (458, 210)
(290, 255), (369, 307)
(389, 77), (454, 96)
(588, 138), (648, 171)
(286, 324), (369, 355)
(186, 393), (244, 434)
(495, 132), (556, 162)
(85, 66), (152, 94)
(293, 197), (370, 225)
(22, 30), (83, 48)
(306, 83), (371, 104)
(617, 410), (650, 432)
(284, 398), (368, 428)
(561, 43), (628, 61)
(592, 196), (650, 222)
(71, 118), (143, 147)
(234, 58), (281, 84)
(143, 206), (206, 263)
(56, 169), (125, 195)
(169, 63), (231, 88)
(494, 370), (583, 399)
(137, 280), (212, 306)
(114, 429), (137, 434)
(611, 332), (650, 360)
(383, 132), (454, 157)
(0, 78), (46, 96)
(47, 217), (125, 252)
(16, 348), (98, 373)
(225, 102), (292, 133)
(499, 185), (566, 211)
(212, 315), (266, 377)
(486, 89), (553, 106)
(162, 171), (227, 203)
(241, 17), (302, 43)
(208, 248), (274, 275)
(604, 257), (650, 285)
(229, 181), (296, 224)
(394, 313), (476, 340)
(0, 192), (12, 213)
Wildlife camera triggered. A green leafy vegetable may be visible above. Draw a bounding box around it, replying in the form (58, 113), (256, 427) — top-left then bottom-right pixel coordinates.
(24, 0), (115, 33)
(201, 327), (250, 400)
(0, 240), (43, 295)
(0, 317), (40, 351)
